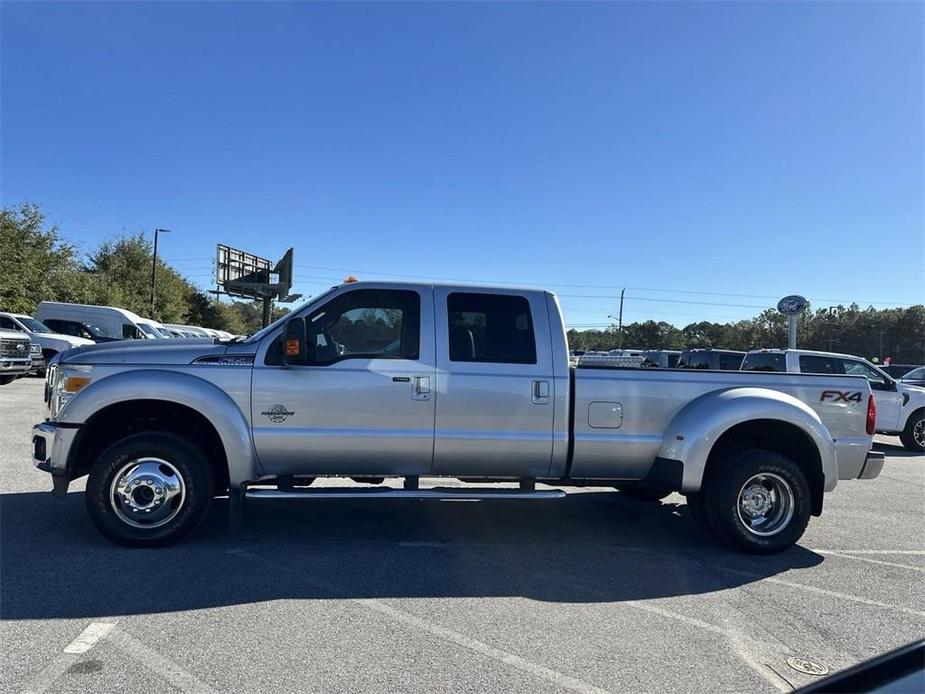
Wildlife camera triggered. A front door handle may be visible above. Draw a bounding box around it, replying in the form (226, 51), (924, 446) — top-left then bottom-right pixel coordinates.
(413, 376), (431, 400)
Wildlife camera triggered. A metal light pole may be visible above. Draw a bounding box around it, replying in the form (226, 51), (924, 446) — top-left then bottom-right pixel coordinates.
(151, 228), (170, 317)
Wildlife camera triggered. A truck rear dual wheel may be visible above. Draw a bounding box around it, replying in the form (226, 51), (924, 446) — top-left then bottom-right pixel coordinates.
(85, 432), (214, 547)
(700, 448), (811, 554)
(899, 410), (925, 452)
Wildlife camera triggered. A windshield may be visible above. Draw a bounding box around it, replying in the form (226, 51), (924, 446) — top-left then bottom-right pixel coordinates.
(17, 317), (53, 333)
(244, 287), (338, 344)
(137, 323), (158, 337)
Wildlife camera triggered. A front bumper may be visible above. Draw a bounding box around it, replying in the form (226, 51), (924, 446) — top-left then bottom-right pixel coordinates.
(32, 421), (78, 496)
(1, 357), (32, 375)
(858, 450), (884, 480)
(30, 356), (46, 372)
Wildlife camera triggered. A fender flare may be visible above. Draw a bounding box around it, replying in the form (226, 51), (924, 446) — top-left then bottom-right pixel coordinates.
(60, 369), (260, 488)
(656, 387), (838, 493)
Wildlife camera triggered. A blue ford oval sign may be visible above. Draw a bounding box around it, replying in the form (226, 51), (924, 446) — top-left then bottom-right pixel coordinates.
(777, 295), (808, 316)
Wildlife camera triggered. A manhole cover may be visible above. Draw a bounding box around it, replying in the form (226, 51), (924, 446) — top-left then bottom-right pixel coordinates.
(787, 656), (829, 676)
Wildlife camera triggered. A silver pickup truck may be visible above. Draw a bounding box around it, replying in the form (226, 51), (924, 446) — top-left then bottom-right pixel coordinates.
(32, 281), (883, 552)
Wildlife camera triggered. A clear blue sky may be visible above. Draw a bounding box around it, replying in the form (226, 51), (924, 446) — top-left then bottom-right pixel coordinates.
(2, 1), (923, 328)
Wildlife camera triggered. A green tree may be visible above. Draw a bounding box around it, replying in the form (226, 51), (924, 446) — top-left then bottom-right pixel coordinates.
(86, 233), (191, 323)
(0, 203), (93, 312)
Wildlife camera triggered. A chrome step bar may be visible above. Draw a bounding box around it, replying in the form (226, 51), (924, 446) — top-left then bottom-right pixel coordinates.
(244, 486), (566, 501)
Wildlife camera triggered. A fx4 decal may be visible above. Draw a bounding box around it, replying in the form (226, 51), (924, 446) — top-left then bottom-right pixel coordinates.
(820, 390), (863, 403)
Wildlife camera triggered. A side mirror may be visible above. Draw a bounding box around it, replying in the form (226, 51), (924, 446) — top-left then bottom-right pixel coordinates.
(283, 318), (308, 365)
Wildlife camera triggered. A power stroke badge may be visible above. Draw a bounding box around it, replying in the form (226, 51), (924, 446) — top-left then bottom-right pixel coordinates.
(261, 404), (295, 423)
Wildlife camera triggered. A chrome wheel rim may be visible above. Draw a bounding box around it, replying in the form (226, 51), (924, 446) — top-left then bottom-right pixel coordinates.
(914, 418), (925, 449)
(109, 458), (186, 529)
(737, 472), (794, 537)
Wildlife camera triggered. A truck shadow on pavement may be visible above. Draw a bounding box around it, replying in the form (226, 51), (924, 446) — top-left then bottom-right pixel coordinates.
(0, 489), (823, 621)
(872, 441), (923, 459)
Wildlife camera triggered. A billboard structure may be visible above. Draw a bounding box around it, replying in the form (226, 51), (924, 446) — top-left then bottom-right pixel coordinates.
(215, 245), (298, 327)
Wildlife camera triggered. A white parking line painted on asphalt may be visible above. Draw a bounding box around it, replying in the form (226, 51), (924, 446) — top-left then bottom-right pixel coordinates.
(107, 627), (217, 694)
(228, 547), (610, 694)
(356, 598), (613, 694)
(619, 600), (792, 692)
(814, 550), (925, 572)
(20, 621), (118, 694)
(719, 570), (925, 618)
(62, 621), (116, 654)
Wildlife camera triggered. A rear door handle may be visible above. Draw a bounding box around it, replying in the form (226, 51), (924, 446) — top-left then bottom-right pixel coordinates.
(413, 376), (431, 400)
(532, 380), (550, 404)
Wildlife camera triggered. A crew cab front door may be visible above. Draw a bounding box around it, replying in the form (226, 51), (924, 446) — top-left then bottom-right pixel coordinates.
(251, 286), (436, 476)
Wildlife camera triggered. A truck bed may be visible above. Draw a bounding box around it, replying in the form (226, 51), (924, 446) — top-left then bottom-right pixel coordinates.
(568, 365), (872, 483)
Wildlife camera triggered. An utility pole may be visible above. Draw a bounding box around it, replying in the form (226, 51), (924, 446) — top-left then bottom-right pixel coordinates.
(262, 297), (272, 328)
(618, 288), (625, 350)
(151, 228), (170, 318)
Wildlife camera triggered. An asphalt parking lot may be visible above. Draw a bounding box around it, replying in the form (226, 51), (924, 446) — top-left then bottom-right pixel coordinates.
(1, 377), (923, 694)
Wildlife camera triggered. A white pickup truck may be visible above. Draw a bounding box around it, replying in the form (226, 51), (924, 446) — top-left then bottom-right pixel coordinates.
(742, 349), (925, 452)
(33, 281), (883, 552)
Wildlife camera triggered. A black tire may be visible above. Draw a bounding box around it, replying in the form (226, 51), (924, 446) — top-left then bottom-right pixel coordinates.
(899, 410), (925, 453)
(617, 486), (673, 502)
(701, 448), (811, 554)
(0, 375), (14, 385)
(85, 431), (214, 547)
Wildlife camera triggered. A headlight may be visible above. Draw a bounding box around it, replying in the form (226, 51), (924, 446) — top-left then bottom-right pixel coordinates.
(50, 364), (93, 419)
(30, 344), (42, 356)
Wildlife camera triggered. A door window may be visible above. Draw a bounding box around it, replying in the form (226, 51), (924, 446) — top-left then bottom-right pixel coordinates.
(837, 359), (889, 388)
(688, 352), (711, 369)
(301, 289), (420, 365)
(742, 352), (786, 371)
(718, 352), (745, 370)
(123, 324), (144, 340)
(799, 355), (839, 374)
(447, 293), (536, 364)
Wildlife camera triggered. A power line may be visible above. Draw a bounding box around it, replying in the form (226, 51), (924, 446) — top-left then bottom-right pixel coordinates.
(292, 263), (915, 308)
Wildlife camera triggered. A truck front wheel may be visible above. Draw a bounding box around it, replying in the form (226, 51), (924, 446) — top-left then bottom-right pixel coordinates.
(899, 410), (924, 452)
(85, 432), (214, 547)
(701, 448), (811, 554)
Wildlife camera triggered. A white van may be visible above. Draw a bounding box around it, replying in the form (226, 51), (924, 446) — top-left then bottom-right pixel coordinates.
(34, 302), (170, 342)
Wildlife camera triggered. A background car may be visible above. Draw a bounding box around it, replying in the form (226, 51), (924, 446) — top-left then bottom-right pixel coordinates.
(677, 348), (745, 370)
(900, 366), (925, 387)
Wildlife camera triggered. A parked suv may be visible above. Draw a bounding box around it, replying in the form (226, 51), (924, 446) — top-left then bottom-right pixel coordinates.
(742, 349), (925, 451)
(0, 312), (94, 376)
(0, 328), (33, 385)
(677, 348), (746, 370)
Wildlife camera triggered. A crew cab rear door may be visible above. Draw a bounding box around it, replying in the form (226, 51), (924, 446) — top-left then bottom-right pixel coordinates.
(251, 285), (437, 476)
(432, 288), (555, 477)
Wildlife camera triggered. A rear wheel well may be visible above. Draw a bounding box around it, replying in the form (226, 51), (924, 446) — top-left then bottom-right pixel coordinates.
(68, 400), (229, 493)
(704, 419), (825, 516)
